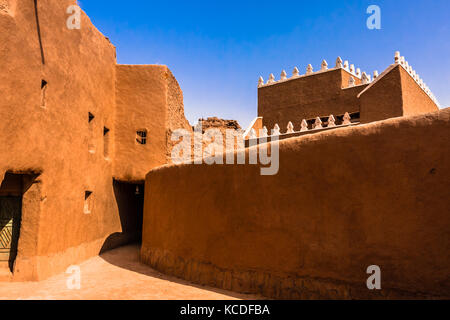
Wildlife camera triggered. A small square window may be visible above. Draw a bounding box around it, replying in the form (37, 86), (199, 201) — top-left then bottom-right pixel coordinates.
(136, 130), (147, 145)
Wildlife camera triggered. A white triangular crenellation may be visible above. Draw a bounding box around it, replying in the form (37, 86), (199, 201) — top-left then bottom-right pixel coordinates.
(343, 112), (352, 125)
(301, 119), (308, 132)
(262, 126), (268, 137)
(328, 115), (336, 127)
(287, 121), (294, 134)
(258, 76), (264, 87)
(255, 53), (438, 105)
(313, 117), (323, 129)
(348, 76), (355, 87)
(273, 124), (281, 136)
(249, 128), (257, 139)
(361, 72), (369, 84)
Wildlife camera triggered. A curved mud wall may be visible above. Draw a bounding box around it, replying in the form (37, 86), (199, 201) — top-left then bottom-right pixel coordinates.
(141, 108), (450, 299)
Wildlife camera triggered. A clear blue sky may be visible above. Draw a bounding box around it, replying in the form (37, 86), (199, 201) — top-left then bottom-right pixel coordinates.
(79, 0), (449, 127)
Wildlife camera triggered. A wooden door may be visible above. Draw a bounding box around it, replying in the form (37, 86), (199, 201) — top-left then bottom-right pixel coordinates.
(0, 197), (22, 266)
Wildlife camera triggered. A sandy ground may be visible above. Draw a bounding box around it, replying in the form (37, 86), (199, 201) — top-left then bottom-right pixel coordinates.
(0, 245), (259, 300)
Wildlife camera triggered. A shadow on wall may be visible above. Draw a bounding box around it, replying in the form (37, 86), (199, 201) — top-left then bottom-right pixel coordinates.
(99, 180), (144, 254)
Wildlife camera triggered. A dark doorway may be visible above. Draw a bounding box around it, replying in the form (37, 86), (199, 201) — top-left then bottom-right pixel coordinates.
(0, 197), (21, 272)
(100, 180), (144, 253)
(0, 172), (39, 272)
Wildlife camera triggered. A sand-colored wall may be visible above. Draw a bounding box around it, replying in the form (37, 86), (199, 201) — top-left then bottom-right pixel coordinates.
(359, 66), (404, 123)
(141, 108), (450, 299)
(258, 69), (366, 130)
(399, 67), (439, 116)
(114, 65), (169, 181)
(0, 0), (121, 280)
(359, 65), (439, 123)
(114, 65), (192, 181)
(165, 69), (193, 162)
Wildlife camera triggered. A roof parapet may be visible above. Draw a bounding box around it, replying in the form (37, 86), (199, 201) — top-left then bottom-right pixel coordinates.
(257, 52), (440, 106)
(258, 57), (377, 88)
(394, 51), (440, 106)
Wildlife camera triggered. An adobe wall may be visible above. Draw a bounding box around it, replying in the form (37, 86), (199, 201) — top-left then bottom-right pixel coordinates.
(114, 65), (170, 181)
(359, 65), (439, 123)
(165, 69), (192, 162)
(258, 69), (366, 130)
(114, 65), (192, 181)
(0, 0), (121, 280)
(141, 108), (450, 299)
(399, 67), (439, 116)
(359, 66), (404, 123)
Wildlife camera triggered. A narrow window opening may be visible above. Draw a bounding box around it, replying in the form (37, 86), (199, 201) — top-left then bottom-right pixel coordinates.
(103, 127), (110, 159)
(40, 80), (48, 108)
(88, 113), (96, 153)
(84, 191), (93, 214)
(136, 130), (148, 145)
